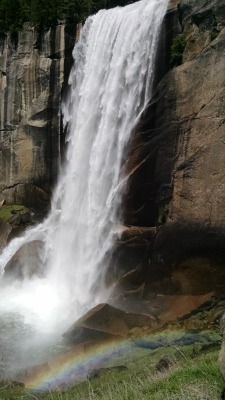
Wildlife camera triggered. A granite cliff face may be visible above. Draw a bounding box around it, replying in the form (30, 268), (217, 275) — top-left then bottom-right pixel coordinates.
(126, 0), (225, 227)
(0, 24), (75, 211)
(121, 0), (225, 297)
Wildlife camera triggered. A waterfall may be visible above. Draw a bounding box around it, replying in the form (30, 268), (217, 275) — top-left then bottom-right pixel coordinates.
(0, 0), (168, 374)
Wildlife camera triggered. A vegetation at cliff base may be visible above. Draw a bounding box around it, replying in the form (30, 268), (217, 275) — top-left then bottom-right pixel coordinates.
(0, 331), (224, 400)
(0, 0), (137, 33)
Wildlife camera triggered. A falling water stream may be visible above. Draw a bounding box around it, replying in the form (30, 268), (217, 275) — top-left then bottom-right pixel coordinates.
(0, 0), (168, 378)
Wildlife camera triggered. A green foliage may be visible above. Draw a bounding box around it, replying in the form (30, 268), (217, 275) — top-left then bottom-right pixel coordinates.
(158, 203), (169, 225)
(210, 27), (219, 41)
(0, 0), (24, 33)
(0, 0), (138, 33)
(170, 33), (186, 67)
(0, 339), (223, 400)
(0, 205), (29, 221)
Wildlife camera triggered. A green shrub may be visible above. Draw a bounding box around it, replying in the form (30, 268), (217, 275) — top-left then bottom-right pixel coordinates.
(170, 33), (186, 67)
(0, 0), (139, 33)
(158, 204), (169, 225)
(210, 27), (219, 41)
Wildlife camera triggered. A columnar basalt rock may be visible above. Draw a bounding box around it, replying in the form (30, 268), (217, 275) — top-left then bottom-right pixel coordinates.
(0, 23), (75, 212)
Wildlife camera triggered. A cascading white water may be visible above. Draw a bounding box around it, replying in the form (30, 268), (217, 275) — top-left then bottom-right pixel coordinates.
(0, 0), (168, 374)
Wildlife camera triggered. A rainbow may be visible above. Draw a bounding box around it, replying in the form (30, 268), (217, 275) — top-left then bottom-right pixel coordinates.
(23, 329), (208, 391)
(24, 337), (133, 391)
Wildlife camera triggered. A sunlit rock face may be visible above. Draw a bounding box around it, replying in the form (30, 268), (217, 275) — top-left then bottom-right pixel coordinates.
(0, 23), (75, 211)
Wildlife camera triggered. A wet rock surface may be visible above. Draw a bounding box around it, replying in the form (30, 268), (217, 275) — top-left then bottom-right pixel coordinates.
(4, 240), (44, 279)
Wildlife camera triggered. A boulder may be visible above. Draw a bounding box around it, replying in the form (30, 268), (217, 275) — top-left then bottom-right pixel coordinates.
(155, 355), (177, 372)
(153, 293), (215, 322)
(4, 240), (44, 280)
(63, 303), (157, 345)
(0, 219), (11, 251)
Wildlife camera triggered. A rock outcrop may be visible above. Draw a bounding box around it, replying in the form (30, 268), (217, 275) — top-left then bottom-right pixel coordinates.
(63, 303), (157, 345)
(4, 240), (44, 279)
(0, 23), (75, 211)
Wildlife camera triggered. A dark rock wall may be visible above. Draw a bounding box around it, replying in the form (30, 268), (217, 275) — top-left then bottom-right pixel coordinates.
(125, 0), (225, 235)
(121, 0), (225, 296)
(125, 0), (225, 229)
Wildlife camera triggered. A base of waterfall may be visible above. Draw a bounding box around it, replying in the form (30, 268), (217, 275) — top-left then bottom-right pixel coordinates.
(7, 291), (218, 389)
(1, 220), (225, 389)
(2, 325), (223, 398)
(0, 284), (222, 392)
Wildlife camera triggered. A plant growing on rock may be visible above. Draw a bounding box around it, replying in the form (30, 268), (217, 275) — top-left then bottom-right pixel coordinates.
(170, 33), (186, 67)
(158, 204), (169, 225)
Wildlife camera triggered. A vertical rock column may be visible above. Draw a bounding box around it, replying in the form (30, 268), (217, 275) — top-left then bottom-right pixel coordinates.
(0, 23), (75, 212)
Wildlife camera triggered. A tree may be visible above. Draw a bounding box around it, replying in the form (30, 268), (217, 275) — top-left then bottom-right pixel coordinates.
(0, 0), (23, 33)
(0, 0), (138, 33)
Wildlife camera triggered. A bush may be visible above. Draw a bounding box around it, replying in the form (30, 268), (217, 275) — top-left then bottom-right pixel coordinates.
(0, 0), (138, 33)
(158, 204), (169, 225)
(170, 33), (186, 67)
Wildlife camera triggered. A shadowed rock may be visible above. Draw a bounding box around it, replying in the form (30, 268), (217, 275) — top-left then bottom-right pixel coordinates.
(4, 240), (44, 280)
(156, 355), (177, 372)
(122, 0), (225, 300)
(112, 226), (156, 286)
(0, 220), (11, 251)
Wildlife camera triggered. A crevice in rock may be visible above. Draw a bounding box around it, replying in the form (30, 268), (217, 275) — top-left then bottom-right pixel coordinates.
(1, 182), (23, 191)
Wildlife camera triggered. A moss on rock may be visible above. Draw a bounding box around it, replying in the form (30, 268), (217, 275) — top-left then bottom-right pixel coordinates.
(0, 205), (30, 222)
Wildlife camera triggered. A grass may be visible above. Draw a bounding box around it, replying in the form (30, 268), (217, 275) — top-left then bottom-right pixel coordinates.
(35, 349), (225, 399)
(0, 335), (223, 400)
(42, 350), (224, 400)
